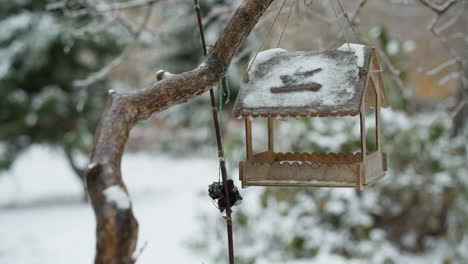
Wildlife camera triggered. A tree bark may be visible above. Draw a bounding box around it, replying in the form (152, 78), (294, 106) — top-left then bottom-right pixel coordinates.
(84, 0), (274, 263)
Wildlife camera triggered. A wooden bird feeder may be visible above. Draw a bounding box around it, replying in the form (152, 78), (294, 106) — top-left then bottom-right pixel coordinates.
(233, 44), (389, 190)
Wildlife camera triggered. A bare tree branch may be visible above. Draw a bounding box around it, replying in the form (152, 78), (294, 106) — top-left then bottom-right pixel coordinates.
(63, 145), (88, 201)
(85, 0), (275, 263)
(419, 0), (458, 12)
(418, 0), (468, 135)
(419, 0), (466, 86)
(73, 3), (155, 88)
(376, 49), (407, 92)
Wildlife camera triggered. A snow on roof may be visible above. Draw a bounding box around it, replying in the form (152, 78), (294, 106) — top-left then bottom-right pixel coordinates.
(233, 44), (378, 118)
(337, 43), (366, 67)
(248, 48), (287, 72)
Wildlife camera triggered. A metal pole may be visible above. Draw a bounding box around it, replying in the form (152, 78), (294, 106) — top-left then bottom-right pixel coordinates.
(193, 1), (235, 263)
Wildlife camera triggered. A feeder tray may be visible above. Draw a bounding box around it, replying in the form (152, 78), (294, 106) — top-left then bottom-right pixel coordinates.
(233, 44), (389, 190)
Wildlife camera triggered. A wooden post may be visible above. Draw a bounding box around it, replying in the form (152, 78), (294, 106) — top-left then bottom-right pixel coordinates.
(371, 50), (384, 151)
(268, 117), (274, 152)
(373, 76), (381, 151)
(359, 99), (367, 190)
(245, 118), (252, 160)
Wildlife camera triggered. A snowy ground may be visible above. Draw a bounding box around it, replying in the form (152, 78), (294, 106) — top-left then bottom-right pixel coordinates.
(0, 146), (222, 264)
(1, 147), (452, 264)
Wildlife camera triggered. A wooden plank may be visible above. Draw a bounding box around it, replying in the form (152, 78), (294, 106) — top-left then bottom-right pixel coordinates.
(364, 78), (377, 109)
(270, 84), (322, 93)
(363, 173), (386, 189)
(268, 117), (274, 151)
(242, 161), (360, 184)
(243, 182), (357, 188)
(364, 152), (382, 176)
(364, 151), (386, 187)
(245, 118), (252, 160)
(273, 152), (362, 164)
(251, 151), (275, 162)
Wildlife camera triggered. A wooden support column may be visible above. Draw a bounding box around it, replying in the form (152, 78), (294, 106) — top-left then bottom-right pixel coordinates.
(245, 118), (252, 160)
(359, 99), (367, 190)
(372, 75), (382, 151)
(268, 117), (274, 152)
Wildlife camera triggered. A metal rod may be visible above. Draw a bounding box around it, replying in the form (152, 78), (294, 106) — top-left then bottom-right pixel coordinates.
(193, 1), (235, 263)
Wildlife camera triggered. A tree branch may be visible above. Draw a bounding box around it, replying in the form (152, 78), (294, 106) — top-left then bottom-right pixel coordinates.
(418, 0), (458, 13)
(85, 0), (275, 263)
(418, 0), (468, 136)
(73, 2), (155, 88)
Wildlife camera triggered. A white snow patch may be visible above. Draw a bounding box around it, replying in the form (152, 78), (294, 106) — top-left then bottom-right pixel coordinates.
(244, 47), (359, 109)
(337, 43), (366, 67)
(386, 40), (400, 55)
(0, 146), (219, 263)
(369, 26), (382, 39)
(403, 40), (416, 53)
(0, 12), (32, 43)
(248, 48), (287, 73)
(103, 185), (131, 210)
(162, 71), (174, 79)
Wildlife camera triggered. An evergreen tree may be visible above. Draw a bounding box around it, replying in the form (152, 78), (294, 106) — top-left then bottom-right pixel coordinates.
(0, 0), (123, 187)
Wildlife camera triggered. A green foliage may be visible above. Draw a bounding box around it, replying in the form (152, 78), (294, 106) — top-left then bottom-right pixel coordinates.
(0, 0), (122, 171)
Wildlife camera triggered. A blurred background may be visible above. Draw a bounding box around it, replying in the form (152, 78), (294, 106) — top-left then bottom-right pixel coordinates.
(0, 0), (467, 263)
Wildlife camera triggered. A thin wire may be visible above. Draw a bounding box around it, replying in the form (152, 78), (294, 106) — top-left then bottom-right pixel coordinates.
(277, 0), (296, 48)
(243, 0), (288, 79)
(335, 0), (362, 43)
(329, 0), (351, 50)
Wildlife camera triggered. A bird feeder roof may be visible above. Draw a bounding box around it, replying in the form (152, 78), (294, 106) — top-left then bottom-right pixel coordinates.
(233, 44), (389, 118)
